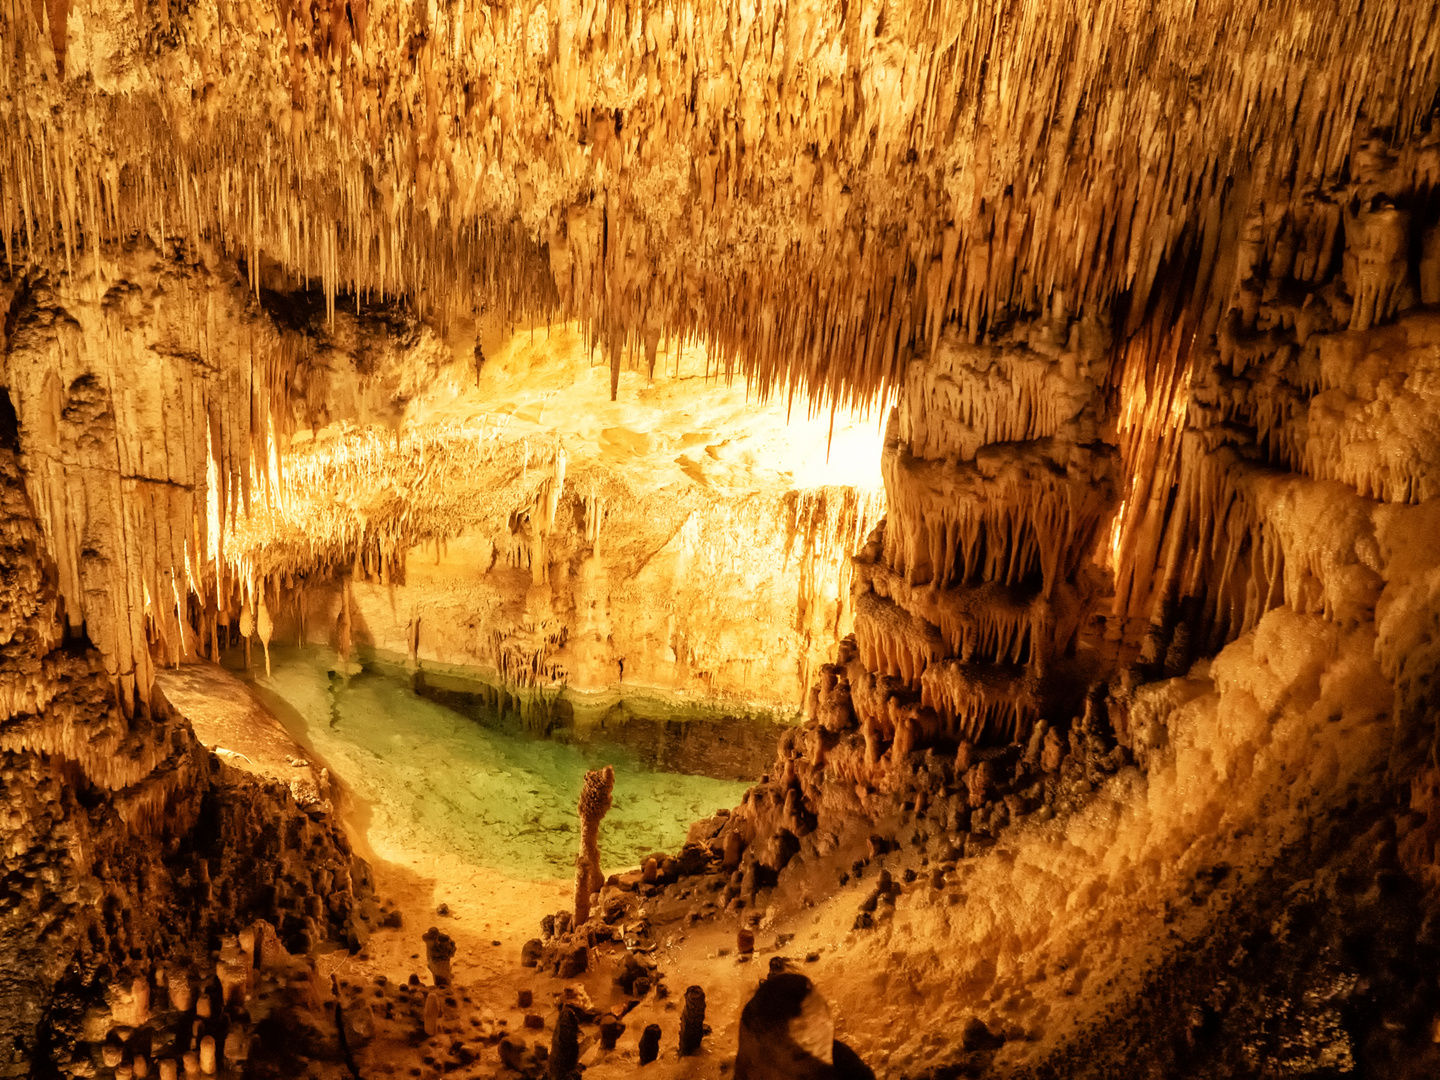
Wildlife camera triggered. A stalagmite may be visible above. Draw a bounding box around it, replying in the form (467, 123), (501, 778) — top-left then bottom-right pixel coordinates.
(638, 1023), (662, 1065)
(573, 766), (614, 926)
(169, 974), (193, 1013)
(679, 985), (707, 1055)
(548, 1005), (580, 1080)
(257, 594), (273, 677)
(600, 1013), (625, 1051)
(422, 927), (456, 986)
(735, 973), (842, 1080)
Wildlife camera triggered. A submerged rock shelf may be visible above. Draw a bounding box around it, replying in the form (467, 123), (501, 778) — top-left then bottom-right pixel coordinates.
(401, 656), (795, 782)
(242, 646), (755, 880)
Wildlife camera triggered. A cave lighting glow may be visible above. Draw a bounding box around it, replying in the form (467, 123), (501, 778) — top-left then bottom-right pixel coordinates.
(778, 404), (888, 493)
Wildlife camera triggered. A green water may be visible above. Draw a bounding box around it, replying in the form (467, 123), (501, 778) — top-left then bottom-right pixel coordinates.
(244, 646), (753, 879)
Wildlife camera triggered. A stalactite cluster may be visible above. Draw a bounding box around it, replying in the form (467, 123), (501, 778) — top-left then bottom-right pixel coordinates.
(3, 0), (1438, 414)
(846, 321), (1114, 749)
(0, 419), (372, 1075)
(1109, 133), (1440, 634)
(0, 243), (294, 710)
(1107, 140), (1440, 691)
(3, 2), (1440, 1077)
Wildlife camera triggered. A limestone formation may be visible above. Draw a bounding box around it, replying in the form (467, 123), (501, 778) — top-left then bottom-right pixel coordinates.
(0, 433), (372, 1075)
(422, 926), (456, 987)
(599, 1013), (625, 1051)
(423, 991), (441, 1037)
(3, 2), (1440, 1078)
(637, 1023), (662, 1066)
(678, 985), (707, 1056)
(573, 765), (614, 926)
(735, 973), (868, 1080)
(547, 1005), (580, 1080)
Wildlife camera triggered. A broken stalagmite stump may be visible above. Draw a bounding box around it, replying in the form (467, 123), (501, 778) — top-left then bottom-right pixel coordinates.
(548, 1005), (580, 1080)
(600, 1013), (625, 1050)
(638, 1023), (661, 1065)
(679, 985), (707, 1055)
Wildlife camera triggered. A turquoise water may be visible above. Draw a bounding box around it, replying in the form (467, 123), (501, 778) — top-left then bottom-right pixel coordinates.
(244, 646), (752, 879)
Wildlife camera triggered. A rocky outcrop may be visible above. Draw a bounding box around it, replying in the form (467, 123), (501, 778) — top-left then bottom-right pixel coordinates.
(0, 427), (370, 1077)
(736, 973), (873, 1080)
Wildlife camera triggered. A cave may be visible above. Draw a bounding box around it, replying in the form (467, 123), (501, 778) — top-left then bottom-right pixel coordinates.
(4, 2), (1440, 1078)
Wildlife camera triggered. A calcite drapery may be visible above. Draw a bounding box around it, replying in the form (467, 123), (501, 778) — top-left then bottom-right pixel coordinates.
(848, 323), (1116, 751)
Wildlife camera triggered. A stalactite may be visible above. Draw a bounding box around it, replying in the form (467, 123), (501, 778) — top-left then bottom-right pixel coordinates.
(881, 439), (1115, 597)
(854, 554), (1083, 679)
(1, 0), (1436, 738)
(3, 0), (1436, 420)
(917, 662), (1042, 746)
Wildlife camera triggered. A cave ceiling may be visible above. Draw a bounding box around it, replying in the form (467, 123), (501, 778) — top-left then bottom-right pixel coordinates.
(5, 0), (1438, 408)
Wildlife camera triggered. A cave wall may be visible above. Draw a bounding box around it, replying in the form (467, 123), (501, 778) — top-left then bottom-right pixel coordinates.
(0, 246), (882, 715)
(275, 481), (875, 712)
(0, 243), (276, 709)
(0, 421), (372, 1076)
(688, 128), (1440, 1076)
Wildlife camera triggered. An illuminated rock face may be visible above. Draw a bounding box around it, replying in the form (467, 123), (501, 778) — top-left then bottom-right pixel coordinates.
(671, 122), (1440, 1078)
(0, 245), (887, 714)
(246, 320), (887, 708)
(850, 319), (1117, 751)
